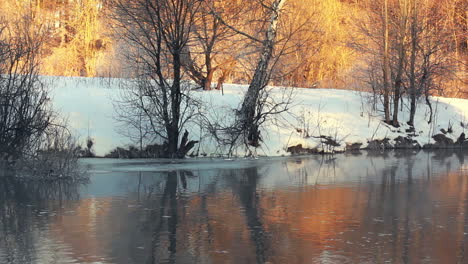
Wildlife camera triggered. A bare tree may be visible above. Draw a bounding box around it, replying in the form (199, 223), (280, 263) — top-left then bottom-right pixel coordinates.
(407, 0), (418, 126)
(390, 0), (409, 127)
(111, 0), (202, 158)
(406, 0), (457, 125)
(382, 0), (391, 124)
(0, 17), (52, 162)
(237, 0), (287, 146)
(354, 0), (458, 128)
(206, 0), (292, 151)
(113, 84), (155, 154)
(180, 3), (238, 91)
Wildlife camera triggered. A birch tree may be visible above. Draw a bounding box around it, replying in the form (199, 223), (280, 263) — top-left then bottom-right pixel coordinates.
(239, 0), (287, 146)
(207, 0), (289, 148)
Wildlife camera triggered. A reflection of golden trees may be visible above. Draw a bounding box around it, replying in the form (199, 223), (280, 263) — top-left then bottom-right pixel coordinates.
(3, 155), (468, 263)
(182, 184), (368, 263)
(18, 160), (464, 263)
(0, 177), (84, 264)
(50, 198), (114, 263)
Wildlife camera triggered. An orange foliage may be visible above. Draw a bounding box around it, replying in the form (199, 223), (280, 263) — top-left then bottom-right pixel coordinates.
(0, 0), (465, 97)
(0, 0), (112, 77)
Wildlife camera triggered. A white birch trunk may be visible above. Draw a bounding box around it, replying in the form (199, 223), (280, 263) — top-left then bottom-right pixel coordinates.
(240, 0), (287, 144)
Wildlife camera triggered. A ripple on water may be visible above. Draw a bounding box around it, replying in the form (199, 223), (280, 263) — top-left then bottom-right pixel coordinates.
(1, 152), (467, 263)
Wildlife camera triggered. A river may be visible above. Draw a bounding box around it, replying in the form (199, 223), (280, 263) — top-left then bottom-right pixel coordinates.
(1, 151), (467, 263)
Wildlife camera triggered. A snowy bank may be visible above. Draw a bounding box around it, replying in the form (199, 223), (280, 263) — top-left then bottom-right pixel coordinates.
(47, 76), (468, 156)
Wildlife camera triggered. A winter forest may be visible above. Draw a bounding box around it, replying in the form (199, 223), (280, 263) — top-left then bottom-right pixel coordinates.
(1, 0), (466, 92)
(1, 1), (468, 263)
(0, 0), (467, 161)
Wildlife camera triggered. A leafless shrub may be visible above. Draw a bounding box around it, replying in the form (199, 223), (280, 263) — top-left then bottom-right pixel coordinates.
(113, 80), (156, 154)
(0, 16), (83, 180)
(205, 87), (294, 157)
(18, 122), (85, 180)
(0, 17), (52, 162)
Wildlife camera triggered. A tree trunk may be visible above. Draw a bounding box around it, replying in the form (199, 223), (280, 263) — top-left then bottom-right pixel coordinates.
(408, 0), (417, 127)
(392, 0), (408, 128)
(203, 50), (213, 90)
(392, 79), (402, 127)
(167, 130), (179, 158)
(382, 0), (391, 124)
(239, 0), (286, 146)
(177, 130), (199, 158)
(204, 68), (214, 91)
(168, 51), (182, 158)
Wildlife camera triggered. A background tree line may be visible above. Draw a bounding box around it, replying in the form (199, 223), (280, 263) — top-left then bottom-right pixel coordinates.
(0, 0), (465, 98)
(0, 0), (466, 159)
(354, 0), (466, 127)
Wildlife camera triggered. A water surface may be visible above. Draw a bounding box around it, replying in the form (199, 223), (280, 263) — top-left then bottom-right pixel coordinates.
(1, 151), (467, 263)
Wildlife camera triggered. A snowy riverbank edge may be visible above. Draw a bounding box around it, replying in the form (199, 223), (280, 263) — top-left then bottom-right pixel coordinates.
(47, 76), (468, 157)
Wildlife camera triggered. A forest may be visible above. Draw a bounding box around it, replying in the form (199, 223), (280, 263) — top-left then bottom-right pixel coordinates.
(0, 0), (466, 96)
(0, 0), (467, 160)
(1, 1), (468, 262)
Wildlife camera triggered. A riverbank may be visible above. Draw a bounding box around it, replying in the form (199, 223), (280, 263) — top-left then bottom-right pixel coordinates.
(47, 76), (468, 157)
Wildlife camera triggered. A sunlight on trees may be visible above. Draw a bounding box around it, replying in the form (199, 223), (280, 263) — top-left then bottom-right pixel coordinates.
(1, 0), (111, 77)
(0, 0), (465, 97)
(353, 0), (463, 126)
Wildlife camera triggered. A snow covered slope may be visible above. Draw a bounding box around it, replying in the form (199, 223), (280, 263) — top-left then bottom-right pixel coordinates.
(47, 76), (468, 156)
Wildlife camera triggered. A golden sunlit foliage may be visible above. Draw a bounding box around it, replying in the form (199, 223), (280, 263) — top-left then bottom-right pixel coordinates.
(41, 0), (110, 77)
(0, 0), (465, 97)
(278, 0), (359, 88)
(1, 0), (111, 77)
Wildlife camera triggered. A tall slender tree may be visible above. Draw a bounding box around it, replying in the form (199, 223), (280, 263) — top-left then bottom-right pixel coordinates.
(112, 0), (201, 158)
(237, 0), (288, 146)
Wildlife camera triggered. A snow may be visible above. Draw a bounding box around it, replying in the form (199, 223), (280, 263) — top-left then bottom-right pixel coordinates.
(47, 76), (468, 157)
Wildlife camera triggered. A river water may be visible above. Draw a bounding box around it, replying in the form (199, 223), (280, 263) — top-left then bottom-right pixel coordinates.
(1, 151), (467, 264)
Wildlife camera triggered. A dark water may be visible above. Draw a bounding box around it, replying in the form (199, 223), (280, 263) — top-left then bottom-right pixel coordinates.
(1, 151), (467, 264)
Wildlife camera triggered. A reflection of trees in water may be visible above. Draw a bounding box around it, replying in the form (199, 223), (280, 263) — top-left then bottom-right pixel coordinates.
(282, 156), (338, 186)
(430, 149), (467, 174)
(119, 166), (269, 264)
(356, 150), (468, 263)
(129, 171), (189, 264)
(459, 203), (468, 264)
(0, 178), (36, 264)
(225, 167), (269, 264)
(108, 152), (467, 264)
(147, 171), (180, 264)
(362, 153), (426, 263)
(0, 176), (86, 264)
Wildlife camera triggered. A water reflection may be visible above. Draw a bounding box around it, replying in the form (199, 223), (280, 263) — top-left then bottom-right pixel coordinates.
(1, 151), (467, 263)
(0, 176), (84, 264)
